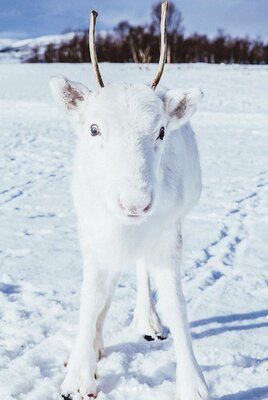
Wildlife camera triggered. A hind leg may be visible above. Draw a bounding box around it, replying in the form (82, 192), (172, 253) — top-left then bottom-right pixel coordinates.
(133, 258), (165, 341)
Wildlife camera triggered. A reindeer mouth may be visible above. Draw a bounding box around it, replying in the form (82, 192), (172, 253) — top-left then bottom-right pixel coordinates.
(127, 214), (142, 218)
(114, 210), (151, 226)
(118, 197), (153, 219)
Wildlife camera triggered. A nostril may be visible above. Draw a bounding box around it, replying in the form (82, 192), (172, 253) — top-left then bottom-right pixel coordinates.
(118, 196), (152, 216)
(143, 202), (152, 213)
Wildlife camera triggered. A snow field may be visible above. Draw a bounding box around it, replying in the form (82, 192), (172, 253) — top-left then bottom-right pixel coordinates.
(0, 63), (268, 399)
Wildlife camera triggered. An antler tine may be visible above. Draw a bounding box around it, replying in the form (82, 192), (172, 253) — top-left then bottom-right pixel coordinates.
(89, 10), (104, 88)
(151, 1), (168, 90)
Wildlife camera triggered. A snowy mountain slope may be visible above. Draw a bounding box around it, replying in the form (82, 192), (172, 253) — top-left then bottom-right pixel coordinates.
(0, 33), (77, 63)
(0, 63), (268, 400)
(0, 39), (15, 51)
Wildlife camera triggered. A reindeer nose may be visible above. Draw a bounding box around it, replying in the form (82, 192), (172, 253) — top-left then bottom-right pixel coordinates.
(118, 198), (152, 216)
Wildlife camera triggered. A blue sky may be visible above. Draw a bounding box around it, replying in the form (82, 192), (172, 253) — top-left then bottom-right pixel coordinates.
(0, 0), (268, 40)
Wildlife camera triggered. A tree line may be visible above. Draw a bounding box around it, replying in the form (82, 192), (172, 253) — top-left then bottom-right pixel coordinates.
(28, 2), (268, 64)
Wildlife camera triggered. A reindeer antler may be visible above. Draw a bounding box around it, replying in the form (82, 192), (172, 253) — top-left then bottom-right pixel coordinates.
(89, 3), (167, 89)
(151, 1), (168, 90)
(89, 10), (104, 88)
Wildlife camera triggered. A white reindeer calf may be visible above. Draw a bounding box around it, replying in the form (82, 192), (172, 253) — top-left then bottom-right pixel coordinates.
(50, 3), (210, 400)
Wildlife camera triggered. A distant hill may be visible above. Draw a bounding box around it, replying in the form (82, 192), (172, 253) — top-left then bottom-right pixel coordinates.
(0, 28), (267, 64)
(0, 32), (78, 63)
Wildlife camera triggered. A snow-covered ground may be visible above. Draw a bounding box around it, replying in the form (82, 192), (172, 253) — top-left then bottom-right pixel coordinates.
(0, 63), (268, 400)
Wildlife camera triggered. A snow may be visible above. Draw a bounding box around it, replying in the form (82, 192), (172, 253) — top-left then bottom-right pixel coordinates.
(0, 39), (15, 51)
(9, 33), (77, 49)
(0, 63), (268, 400)
(0, 33), (77, 63)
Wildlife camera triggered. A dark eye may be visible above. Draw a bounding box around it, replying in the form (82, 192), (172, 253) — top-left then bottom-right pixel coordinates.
(157, 126), (165, 140)
(90, 124), (100, 137)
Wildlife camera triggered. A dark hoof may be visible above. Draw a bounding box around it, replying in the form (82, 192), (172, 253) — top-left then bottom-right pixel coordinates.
(61, 395), (72, 400)
(157, 334), (167, 341)
(143, 334), (167, 341)
(143, 335), (155, 341)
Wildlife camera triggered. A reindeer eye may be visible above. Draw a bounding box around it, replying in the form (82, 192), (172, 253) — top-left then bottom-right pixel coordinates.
(157, 126), (165, 140)
(90, 124), (100, 136)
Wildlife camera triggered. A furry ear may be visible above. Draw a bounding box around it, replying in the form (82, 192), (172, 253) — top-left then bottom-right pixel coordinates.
(165, 88), (203, 130)
(49, 75), (90, 115)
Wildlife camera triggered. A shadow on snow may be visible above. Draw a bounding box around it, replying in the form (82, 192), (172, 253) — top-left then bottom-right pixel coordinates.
(217, 386), (268, 400)
(190, 309), (268, 339)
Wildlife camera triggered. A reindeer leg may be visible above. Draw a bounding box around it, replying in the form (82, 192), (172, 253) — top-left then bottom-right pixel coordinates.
(61, 260), (118, 399)
(133, 258), (165, 341)
(151, 227), (210, 400)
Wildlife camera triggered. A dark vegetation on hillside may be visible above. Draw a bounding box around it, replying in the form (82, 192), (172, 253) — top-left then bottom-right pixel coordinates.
(28, 2), (268, 64)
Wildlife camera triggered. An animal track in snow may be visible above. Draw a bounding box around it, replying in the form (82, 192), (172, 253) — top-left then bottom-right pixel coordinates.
(187, 170), (268, 292)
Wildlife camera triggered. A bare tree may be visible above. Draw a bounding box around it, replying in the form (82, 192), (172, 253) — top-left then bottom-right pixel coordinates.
(151, 1), (184, 63)
(114, 21), (131, 40)
(129, 26), (152, 63)
(151, 1), (183, 35)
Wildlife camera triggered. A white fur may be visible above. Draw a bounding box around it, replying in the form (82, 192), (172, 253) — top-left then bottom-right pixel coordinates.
(50, 75), (209, 400)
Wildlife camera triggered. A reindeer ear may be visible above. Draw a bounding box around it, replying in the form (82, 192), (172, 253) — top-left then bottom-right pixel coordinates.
(49, 75), (90, 115)
(165, 88), (203, 130)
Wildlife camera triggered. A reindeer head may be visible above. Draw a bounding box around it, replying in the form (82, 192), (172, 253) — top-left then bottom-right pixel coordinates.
(50, 1), (203, 225)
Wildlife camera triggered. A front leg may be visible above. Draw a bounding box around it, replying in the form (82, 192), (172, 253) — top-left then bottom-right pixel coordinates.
(61, 263), (118, 399)
(151, 229), (210, 400)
